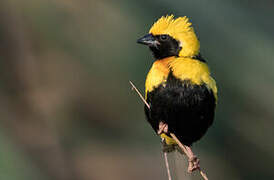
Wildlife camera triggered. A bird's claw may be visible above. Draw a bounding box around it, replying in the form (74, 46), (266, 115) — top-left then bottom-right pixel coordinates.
(158, 122), (168, 134)
(187, 156), (200, 173)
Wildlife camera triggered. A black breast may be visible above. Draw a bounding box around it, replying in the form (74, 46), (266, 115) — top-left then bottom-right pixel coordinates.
(145, 72), (216, 146)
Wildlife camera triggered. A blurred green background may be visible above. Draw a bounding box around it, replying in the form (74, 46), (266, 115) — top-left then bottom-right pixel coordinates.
(0, 0), (274, 179)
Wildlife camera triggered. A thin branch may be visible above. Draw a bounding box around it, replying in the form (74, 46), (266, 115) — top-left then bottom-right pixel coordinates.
(170, 133), (208, 180)
(169, 133), (190, 157)
(129, 81), (209, 180)
(129, 81), (150, 109)
(164, 151), (172, 180)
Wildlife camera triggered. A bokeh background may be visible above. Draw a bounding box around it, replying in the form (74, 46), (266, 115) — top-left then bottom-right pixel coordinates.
(1, 0), (274, 179)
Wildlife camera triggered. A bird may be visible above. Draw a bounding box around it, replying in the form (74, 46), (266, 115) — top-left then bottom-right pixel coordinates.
(137, 15), (217, 172)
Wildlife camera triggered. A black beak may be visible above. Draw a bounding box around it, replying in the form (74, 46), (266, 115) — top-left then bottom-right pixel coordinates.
(137, 34), (158, 46)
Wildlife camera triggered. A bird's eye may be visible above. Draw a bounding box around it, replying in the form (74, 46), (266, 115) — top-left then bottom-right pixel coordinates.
(160, 35), (168, 41)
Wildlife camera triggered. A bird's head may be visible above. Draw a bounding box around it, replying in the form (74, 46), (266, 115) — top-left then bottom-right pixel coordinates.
(137, 15), (200, 59)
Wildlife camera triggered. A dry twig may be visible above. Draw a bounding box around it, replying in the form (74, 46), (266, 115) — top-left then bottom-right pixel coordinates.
(129, 80), (209, 180)
(164, 150), (172, 180)
(170, 134), (208, 180)
(129, 81), (150, 108)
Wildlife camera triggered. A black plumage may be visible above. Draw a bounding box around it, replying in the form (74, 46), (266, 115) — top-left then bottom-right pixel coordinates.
(145, 72), (216, 146)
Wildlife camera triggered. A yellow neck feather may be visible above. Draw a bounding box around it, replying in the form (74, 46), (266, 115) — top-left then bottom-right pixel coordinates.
(145, 57), (217, 101)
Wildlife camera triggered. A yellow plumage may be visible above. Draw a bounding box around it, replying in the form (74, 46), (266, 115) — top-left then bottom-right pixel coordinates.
(145, 14), (217, 102)
(149, 15), (200, 57)
(160, 133), (176, 144)
(145, 56), (217, 105)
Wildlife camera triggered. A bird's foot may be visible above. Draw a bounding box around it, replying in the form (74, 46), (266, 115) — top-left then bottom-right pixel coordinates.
(188, 155), (200, 172)
(158, 122), (168, 134)
(185, 146), (200, 173)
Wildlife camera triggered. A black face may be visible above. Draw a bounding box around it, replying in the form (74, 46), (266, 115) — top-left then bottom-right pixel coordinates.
(137, 34), (181, 59)
(150, 34), (181, 59)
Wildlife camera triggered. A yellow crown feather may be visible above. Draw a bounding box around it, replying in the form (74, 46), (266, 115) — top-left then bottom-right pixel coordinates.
(149, 15), (200, 57)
